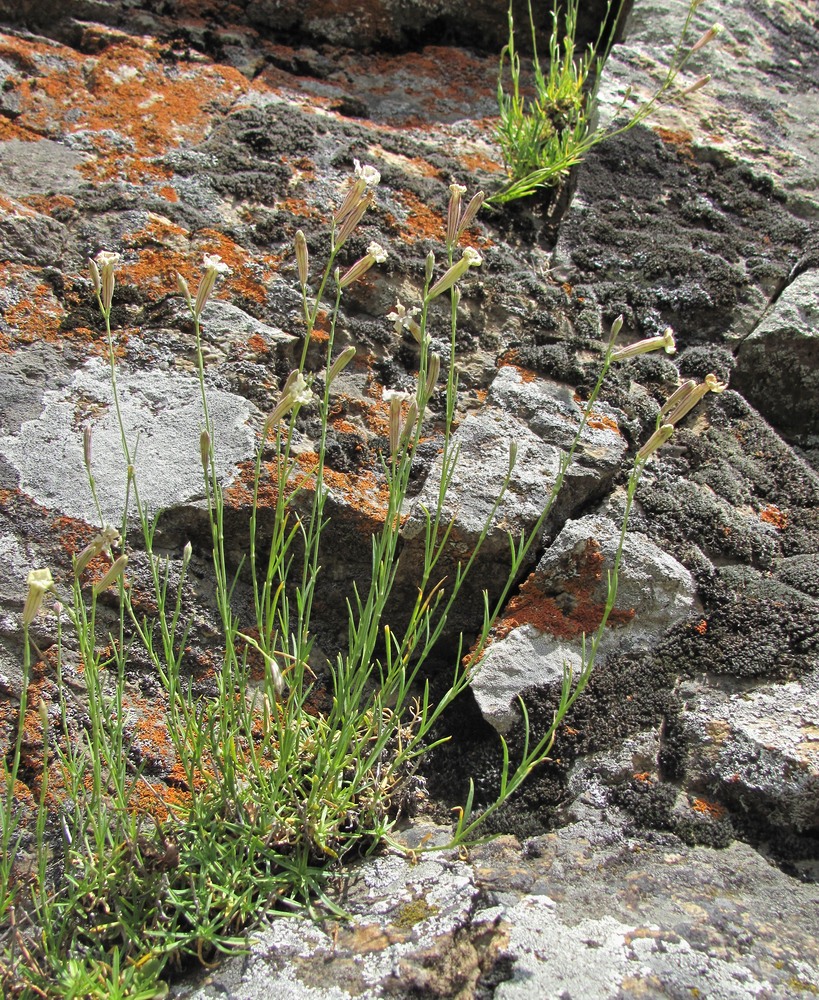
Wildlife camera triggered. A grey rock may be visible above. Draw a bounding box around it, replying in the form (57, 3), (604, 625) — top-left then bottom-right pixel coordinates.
(733, 269), (819, 438)
(0, 357), (258, 524)
(0, 138), (91, 198)
(471, 512), (697, 733)
(677, 671), (819, 834)
(399, 367), (628, 644)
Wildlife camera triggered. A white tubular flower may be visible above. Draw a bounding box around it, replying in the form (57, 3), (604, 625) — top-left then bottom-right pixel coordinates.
(664, 373), (728, 425)
(193, 253), (232, 320)
(446, 183), (467, 248)
(690, 22), (723, 53)
(387, 299), (424, 343)
(354, 159), (381, 187)
(426, 247), (482, 301)
(93, 250), (121, 314)
(74, 525), (121, 577)
(611, 328), (677, 361)
(23, 568), (54, 627)
(288, 371), (313, 407)
(337, 241), (388, 289)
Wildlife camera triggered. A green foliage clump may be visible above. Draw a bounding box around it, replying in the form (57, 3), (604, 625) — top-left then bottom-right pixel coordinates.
(491, 0), (722, 205)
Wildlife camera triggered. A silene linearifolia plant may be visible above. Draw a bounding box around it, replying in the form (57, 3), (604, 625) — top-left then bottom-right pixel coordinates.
(491, 0), (723, 204)
(1, 164), (726, 997)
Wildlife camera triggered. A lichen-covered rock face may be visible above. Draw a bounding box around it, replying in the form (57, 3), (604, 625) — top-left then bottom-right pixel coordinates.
(1, 0), (818, 994)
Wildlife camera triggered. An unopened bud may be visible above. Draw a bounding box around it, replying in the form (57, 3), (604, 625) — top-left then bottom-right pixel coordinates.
(92, 555), (128, 597)
(456, 190), (485, 238)
(508, 440), (518, 473)
(88, 257), (101, 295)
(335, 190), (374, 249)
(637, 423), (675, 462)
(446, 183), (467, 248)
(38, 699), (49, 734)
(176, 272), (191, 308)
(200, 430), (211, 472)
(424, 353), (441, 398)
(295, 230), (309, 289)
(327, 345), (357, 385)
(182, 540), (193, 570)
(680, 73), (712, 97)
(425, 251), (435, 285)
(400, 401), (418, 449)
(83, 425), (93, 470)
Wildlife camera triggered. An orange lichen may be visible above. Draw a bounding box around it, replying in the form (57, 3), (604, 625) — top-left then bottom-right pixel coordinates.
(490, 539), (635, 643)
(1, 265), (65, 346)
(5, 33), (248, 186)
(497, 351), (538, 383)
(395, 190), (446, 243)
(758, 503), (788, 530)
(587, 412), (621, 434)
(694, 618), (708, 636)
(691, 796), (726, 820)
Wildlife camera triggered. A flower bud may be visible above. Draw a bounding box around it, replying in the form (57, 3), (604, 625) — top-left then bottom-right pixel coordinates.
(637, 423), (675, 462)
(92, 555), (128, 597)
(335, 190), (374, 249)
(508, 440), (518, 474)
(327, 345), (357, 386)
(182, 540), (193, 570)
(446, 183), (467, 248)
(83, 425), (93, 470)
(424, 353), (441, 399)
(680, 74), (712, 97)
(295, 230), (309, 289)
(400, 401), (418, 449)
(456, 190), (485, 239)
(200, 429), (211, 472)
(176, 272), (192, 309)
(425, 251), (435, 285)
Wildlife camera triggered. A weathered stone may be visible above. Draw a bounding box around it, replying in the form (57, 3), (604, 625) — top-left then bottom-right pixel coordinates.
(471, 512), (697, 733)
(0, 357), (258, 524)
(733, 269), (819, 439)
(675, 672), (819, 835)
